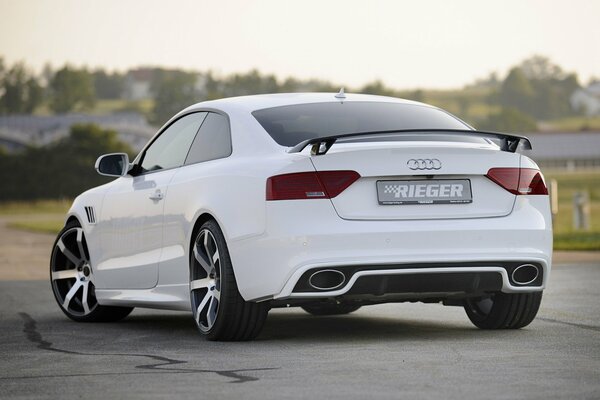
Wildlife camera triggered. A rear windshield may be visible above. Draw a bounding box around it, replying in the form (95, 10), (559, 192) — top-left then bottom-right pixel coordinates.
(252, 101), (469, 147)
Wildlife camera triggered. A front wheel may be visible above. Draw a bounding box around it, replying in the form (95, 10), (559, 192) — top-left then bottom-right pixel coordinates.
(50, 220), (133, 322)
(464, 291), (543, 329)
(189, 220), (268, 341)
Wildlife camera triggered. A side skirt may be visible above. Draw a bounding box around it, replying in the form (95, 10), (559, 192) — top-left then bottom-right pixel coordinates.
(95, 283), (191, 311)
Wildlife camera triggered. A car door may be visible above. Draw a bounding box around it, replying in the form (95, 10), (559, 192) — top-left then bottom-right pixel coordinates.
(158, 112), (233, 286)
(94, 112), (207, 289)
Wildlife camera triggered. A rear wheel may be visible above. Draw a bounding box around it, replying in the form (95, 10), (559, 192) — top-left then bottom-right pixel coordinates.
(302, 303), (361, 316)
(464, 291), (543, 329)
(190, 220), (268, 341)
(50, 220), (133, 322)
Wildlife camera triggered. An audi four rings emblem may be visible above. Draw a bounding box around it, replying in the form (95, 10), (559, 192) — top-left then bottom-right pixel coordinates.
(407, 158), (442, 170)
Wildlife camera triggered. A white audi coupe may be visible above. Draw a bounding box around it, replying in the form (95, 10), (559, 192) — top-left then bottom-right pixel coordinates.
(50, 92), (552, 340)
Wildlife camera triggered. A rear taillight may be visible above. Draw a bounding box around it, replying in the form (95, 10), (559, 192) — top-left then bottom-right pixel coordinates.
(266, 171), (360, 200)
(486, 168), (548, 195)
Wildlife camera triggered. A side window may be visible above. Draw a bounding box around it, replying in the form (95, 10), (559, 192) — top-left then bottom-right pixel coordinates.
(140, 112), (207, 173)
(185, 112), (232, 165)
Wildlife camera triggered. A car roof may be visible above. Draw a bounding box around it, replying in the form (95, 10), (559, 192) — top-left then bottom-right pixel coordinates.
(181, 92), (431, 115)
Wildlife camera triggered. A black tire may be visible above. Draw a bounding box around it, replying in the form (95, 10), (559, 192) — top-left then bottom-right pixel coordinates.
(50, 220), (134, 322)
(301, 303), (361, 316)
(464, 291), (543, 329)
(190, 220), (269, 341)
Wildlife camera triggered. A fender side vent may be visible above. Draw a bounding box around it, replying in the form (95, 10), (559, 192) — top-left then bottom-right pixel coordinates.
(84, 206), (96, 224)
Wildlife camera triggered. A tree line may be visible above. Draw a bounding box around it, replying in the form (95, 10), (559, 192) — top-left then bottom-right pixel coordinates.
(0, 55), (590, 131)
(0, 59), (120, 114)
(0, 55), (591, 201)
(0, 124), (134, 201)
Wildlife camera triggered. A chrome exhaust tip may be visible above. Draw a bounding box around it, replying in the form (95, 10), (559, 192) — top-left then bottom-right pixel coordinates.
(308, 269), (346, 291)
(511, 264), (540, 285)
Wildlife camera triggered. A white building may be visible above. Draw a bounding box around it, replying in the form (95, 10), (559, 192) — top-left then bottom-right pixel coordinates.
(124, 68), (154, 101)
(124, 68), (207, 101)
(571, 82), (600, 116)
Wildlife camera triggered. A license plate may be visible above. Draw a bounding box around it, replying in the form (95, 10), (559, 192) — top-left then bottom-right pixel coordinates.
(376, 179), (472, 205)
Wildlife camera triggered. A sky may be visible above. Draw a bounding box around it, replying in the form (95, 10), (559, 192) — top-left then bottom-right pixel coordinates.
(0, 0), (599, 89)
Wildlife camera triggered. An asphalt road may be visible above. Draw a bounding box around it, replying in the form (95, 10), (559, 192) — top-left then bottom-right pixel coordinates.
(0, 260), (599, 399)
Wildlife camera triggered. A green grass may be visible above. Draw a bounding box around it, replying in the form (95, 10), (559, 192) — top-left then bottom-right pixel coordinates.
(465, 103), (501, 121)
(545, 171), (600, 250)
(0, 199), (71, 215)
(0, 199), (68, 235)
(7, 219), (63, 235)
(93, 99), (154, 115)
(544, 116), (600, 132)
(554, 232), (600, 251)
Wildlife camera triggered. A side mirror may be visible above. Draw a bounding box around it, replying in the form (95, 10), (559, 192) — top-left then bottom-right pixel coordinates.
(95, 153), (130, 177)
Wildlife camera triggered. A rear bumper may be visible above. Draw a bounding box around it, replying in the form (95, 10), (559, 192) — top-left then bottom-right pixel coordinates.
(228, 196), (552, 301)
(292, 261), (544, 297)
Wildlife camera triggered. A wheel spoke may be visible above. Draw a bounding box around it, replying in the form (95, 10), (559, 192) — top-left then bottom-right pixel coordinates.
(203, 230), (209, 251)
(212, 250), (219, 265)
(81, 281), (90, 314)
(51, 269), (78, 281)
(193, 245), (212, 275)
(203, 232), (215, 268)
(190, 278), (211, 290)
(75, 228), (87, 262)
(62, 281), (81, 310)
(195, 290), (211, 324)
(213, 288), (221, 301)
(57, 238), (81, 266)
(206, 295), (217, 328)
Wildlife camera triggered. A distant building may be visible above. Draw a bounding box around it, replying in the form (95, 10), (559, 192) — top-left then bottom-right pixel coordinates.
(0, 113), (157, 152)
(525, 132), (600, 170)
(570, 82), (600, 116)
(124, 68), (207, 101)
(124, 68), (155, 101)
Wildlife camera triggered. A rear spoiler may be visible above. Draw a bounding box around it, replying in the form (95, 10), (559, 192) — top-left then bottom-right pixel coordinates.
(287, 129), (532, 156)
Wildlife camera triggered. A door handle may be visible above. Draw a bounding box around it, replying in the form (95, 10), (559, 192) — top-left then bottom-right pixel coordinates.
(149, 190), (164, 201)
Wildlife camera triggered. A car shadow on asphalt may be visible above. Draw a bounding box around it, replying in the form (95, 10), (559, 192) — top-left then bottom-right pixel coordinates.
(103, 308), (534, 344)
(260, 312), (486, 342)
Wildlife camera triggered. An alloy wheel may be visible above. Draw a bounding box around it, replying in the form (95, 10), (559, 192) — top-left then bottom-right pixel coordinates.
(50, 227), (98, 316)
(190, 229), (222, 333)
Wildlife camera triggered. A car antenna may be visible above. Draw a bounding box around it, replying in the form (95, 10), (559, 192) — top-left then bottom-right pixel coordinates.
(335, 87), (346, 100)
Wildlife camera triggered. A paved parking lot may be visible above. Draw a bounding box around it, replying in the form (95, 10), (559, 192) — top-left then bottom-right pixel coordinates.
(0, 221), (599, 399)
(0, 262), (598, 399)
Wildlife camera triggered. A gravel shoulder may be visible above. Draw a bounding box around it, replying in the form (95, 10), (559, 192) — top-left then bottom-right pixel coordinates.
(0, 216), (56, 280)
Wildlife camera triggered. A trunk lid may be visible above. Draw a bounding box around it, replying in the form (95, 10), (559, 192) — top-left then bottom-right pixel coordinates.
(309, 140), (520, 220)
